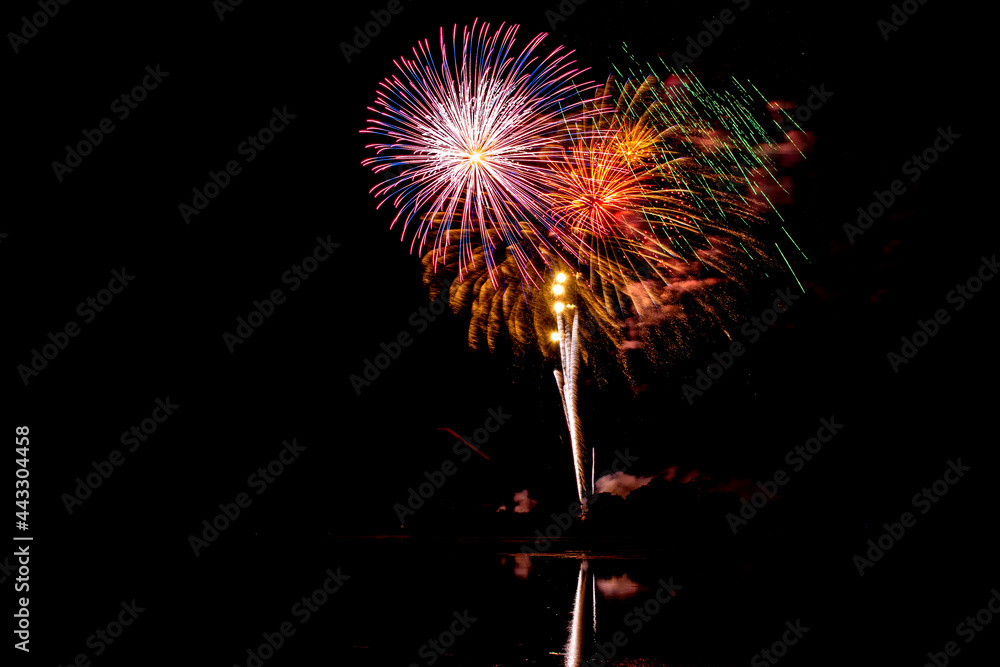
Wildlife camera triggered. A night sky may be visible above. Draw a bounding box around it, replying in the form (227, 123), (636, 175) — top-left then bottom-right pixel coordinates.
(7, 0), (994, 665)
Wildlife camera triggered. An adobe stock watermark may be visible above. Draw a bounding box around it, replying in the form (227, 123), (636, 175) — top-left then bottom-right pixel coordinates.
(922, 588), (1000, 667)
(544, 0), (587, 31)
(520, 448), (640, 554)
(776, 84), (834, 132)
(61, 396), (180, 514)
(750, 619), (810, 666)
(17, 268), (135, 386)
(878, 0), (929, 41)
(843, 126), (960, 243)
(407, 610), (478, 667)
(394, 406), (511, 525)
(53, 600), (145, 666)
(51, 65), (170, 182)
(681, 286), (802, 404)
(852, 458), (970, 576)
(0, 555), (18, 585)
(582, 577), (683, 666)
(887, 254), (996, 373)
(340, 0), (406, 63)
(179, 106), (297, 224)
(7, 0), (72, 54)
(669, 0), (752, 67)
(350, 280), (454, 395)
(12, 545), (30, 652)
(222, 235), (340, 353)
(188, 438), (306, 556)
(726, 416), (844, 534)
(213, 0), (243, 21)
(232, 567), (350, 667)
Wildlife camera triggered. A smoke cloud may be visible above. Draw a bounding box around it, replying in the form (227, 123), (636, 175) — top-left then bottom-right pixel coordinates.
(595, 471), (655, 498)
(513, 489), (538, 513)
(596, 574), (646, 599)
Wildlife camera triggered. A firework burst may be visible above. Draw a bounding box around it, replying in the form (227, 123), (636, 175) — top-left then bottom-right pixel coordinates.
(547, 72), (777, 303)
(362, 20), (599, 287)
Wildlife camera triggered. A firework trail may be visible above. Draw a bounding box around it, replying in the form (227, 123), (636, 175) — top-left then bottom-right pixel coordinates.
(553, 305), (588, 509)
(361, 20), (599, 287)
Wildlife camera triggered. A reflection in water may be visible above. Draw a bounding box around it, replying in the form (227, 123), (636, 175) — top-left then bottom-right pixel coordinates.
(505, 553), (678, 666)
(592, 571), (597, 635)
(563, 560), (597, 667)
(563, 562), (646, 665)
(514, 553), (532, 580)
(596, 573), (645, 599)
(509, 554), (652, 665)
(564, 560), (589, 667)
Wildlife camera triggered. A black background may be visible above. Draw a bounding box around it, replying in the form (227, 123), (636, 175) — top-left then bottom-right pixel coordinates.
(6, 0), (995, 665)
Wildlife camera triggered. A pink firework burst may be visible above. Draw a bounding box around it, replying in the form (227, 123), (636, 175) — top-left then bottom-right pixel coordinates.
(362, 20), (601, 286)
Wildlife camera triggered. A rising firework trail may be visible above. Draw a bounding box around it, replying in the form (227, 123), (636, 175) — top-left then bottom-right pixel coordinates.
(552, 272), (588, 511)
